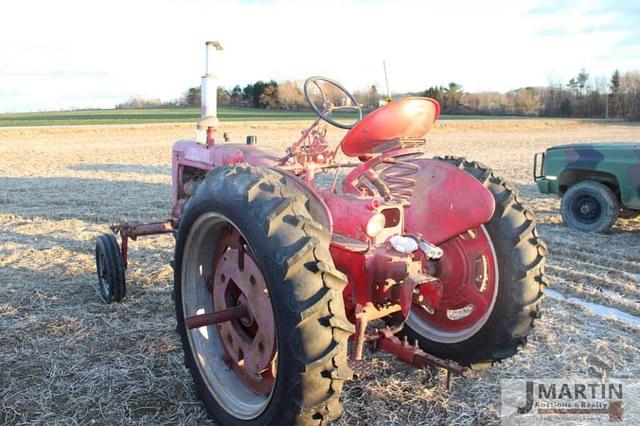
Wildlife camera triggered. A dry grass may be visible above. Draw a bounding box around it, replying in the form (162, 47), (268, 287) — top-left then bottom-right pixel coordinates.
(1, 119), (639, 425)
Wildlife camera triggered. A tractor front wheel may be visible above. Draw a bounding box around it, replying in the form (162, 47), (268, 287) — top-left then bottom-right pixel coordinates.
(404, 157), (547, 368)
(95, 233), (126, 303)
(174, 166), (353, 425)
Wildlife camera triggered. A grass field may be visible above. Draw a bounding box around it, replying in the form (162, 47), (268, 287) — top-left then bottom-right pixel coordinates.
(1, 119), (639, 424)
(0, 106), (551, 127)
(0, 107), (316, 127)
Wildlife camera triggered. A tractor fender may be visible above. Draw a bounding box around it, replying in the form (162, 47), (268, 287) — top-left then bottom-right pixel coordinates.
(271, 168), (333, 233)
(343, 157), (495, 245)
(404, 159), (495, 245)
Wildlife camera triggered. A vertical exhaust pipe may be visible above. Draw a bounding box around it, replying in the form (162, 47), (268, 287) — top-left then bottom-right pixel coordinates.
(198, 41), (223, 147)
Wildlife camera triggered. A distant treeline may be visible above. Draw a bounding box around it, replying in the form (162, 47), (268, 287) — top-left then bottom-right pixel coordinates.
(116, 69), (640, 121)
(421, 70), (640, 120)
(117, 80), (381, 112)
(182, 80), (382, 111)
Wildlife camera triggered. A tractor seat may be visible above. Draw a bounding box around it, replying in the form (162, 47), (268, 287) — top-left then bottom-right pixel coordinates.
(341, 97), (440, 157)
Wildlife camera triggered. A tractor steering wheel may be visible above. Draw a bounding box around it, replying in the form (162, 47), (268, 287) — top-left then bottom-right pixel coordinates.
(303, 76), (362, 129)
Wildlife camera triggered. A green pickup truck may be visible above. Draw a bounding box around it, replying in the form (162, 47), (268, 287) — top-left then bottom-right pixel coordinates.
(534, 142), (640, 232)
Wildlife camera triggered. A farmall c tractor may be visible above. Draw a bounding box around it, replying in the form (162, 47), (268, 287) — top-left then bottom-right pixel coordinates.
(95, 42), (547, 425)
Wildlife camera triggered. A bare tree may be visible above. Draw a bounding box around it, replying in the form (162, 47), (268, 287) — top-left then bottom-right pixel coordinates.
(277, 80), (306, 110)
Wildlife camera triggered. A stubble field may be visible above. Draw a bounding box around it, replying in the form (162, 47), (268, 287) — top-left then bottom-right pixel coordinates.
(1, 119), (639, 425)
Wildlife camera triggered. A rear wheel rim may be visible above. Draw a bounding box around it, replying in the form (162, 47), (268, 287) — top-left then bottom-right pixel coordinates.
(407, 225), (499, 343)
(181, 213), (276, 420)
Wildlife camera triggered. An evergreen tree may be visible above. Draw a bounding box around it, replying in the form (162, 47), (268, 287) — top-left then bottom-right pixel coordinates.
(610, 70), (621, 117)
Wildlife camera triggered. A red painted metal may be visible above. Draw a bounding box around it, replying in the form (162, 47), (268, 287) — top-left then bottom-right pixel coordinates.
(185, 305), (249, 329)
(323, 192), (387, 241)
(413, 226), (498, 332)
(352, 303), (402, 360)
(343, 155), (495, 245)
(212, 226), (276, 395)
(111, 220), (174, 267)
(375, 327), (467, 385)
(118, 83), (505, 383)
(402, 159), (495, 245)
(341, 97), (440, 157)
(171, 141), (283, 210)
(342, 148), (422, 199)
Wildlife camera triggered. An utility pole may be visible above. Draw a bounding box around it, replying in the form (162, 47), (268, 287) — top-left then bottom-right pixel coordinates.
(383, 61), (392, 103)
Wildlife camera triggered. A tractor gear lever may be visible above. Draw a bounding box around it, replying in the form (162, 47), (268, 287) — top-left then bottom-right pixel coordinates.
(417, 240), (443, 260)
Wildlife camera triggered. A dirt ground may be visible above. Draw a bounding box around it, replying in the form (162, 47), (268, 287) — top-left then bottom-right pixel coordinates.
(1, 119), (639, 425)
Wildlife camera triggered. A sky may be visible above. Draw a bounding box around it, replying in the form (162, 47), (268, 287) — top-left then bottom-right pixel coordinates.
(0, 0), (638, 112)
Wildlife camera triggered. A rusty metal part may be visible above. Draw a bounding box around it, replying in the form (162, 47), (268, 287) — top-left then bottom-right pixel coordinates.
(369, 137), (426, 154)
(352, 303), (402, 361)
(322, 193), (404, 244)
(344, 156), (496, 246)
(417, 239), (444, 260)
(330, 233), (370, 253)
(374, 155), (421, 200)
(213, 244), (276, 394)
(343, 149), (422, 201)
(286, 116), (336, 167)
(371, 245), (441, 315)
(185, 305), (249, 329)
(375, 327), (467, 389)
(409, 226), (499, 339)
(111, 220), (174, 239)
(110, 220), (175, 268)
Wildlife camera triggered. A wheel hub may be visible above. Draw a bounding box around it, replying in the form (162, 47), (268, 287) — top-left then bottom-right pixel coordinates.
(574, 194), (600, 222)
(409, 226), (499, 342)
(213, 243), (276, 395)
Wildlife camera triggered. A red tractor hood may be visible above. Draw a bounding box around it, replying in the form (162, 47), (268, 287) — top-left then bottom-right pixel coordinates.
(341, 97), (440, 157)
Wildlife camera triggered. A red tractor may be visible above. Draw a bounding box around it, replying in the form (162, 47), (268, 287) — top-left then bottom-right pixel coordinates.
(95, 42), (547, 425)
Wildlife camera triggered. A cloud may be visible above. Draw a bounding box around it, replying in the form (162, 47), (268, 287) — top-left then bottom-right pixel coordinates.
(0, 0), (638, 112)
(0, 70), (108, 78)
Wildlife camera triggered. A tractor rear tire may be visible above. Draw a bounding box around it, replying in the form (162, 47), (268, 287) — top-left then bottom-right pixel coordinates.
(95, 233), (126, 303)
(174, 166), (353, 425)
(561, 180), (619, 233)
(403, 157), (547, 369)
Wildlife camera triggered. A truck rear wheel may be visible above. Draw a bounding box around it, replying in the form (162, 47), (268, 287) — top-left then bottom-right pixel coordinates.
(561, 180), (619, 233)
(404, 157), (547, 368)
(619, 208), (640, 220)
(174, 166), (353, 425)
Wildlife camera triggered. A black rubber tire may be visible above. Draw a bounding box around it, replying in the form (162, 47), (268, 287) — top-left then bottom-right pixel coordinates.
(403, 157), (548, 369)
(174, 166), (354, 425)
(560, 180), (619, 233)
(95, 233), (126, 303)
